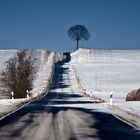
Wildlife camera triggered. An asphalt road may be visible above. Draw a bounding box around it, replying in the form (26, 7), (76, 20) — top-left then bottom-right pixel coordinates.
(0, 61), (140, 140)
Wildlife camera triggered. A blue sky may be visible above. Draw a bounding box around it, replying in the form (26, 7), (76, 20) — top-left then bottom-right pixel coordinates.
(0, 0), (140, 52)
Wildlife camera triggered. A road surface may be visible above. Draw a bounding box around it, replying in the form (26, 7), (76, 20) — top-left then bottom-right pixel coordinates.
(0, 61), (140, 140)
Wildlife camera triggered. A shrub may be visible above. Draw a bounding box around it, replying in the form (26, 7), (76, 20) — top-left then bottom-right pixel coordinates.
(0, 50), (36, 98)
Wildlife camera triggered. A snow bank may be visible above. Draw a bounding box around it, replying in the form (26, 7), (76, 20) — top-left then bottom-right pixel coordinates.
(31, 51), (55, 97)
(0, 98), (27, 118)
(71, 48), (92, 63)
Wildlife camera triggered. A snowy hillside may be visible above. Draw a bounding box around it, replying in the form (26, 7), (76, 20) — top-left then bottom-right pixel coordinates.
(71, 48), (140, 118)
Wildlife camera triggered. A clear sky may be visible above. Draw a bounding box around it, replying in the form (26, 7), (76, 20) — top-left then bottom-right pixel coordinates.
(0, 0), (140, 52)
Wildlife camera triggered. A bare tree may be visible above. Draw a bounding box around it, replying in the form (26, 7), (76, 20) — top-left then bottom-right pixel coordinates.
(67, 24), (91, 50)
(0, 50), (36, 98)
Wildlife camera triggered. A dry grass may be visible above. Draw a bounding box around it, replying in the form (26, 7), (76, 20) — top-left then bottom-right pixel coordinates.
(126, 88), (140, 101)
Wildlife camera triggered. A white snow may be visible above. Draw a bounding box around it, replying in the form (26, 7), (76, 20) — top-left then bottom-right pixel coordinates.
(31, 51), (55, 97)
(70, 48), (140, 128)
(0, 98), (27, 118)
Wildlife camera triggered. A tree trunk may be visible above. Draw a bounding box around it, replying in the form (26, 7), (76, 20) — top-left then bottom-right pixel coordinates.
(77, 40), (79, 50)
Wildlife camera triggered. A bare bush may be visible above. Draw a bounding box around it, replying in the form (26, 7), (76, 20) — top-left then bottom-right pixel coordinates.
(0, 50), (36, 98)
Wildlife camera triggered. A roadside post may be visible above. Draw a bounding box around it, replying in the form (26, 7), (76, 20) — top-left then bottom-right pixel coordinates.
(11, 91), (14, 99)
(90, 90), (93, 98)
(110, 92), (113, 105)
(26, 90), (29, 99)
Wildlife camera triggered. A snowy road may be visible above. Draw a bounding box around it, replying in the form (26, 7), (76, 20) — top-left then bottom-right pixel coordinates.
(0, 61), (140, 140)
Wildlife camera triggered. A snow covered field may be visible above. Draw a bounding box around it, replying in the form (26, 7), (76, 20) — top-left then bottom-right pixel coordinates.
(70, 48), (140, 119)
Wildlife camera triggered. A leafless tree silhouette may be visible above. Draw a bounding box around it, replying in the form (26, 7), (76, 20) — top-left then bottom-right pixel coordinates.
(68, 24), (91, 50)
